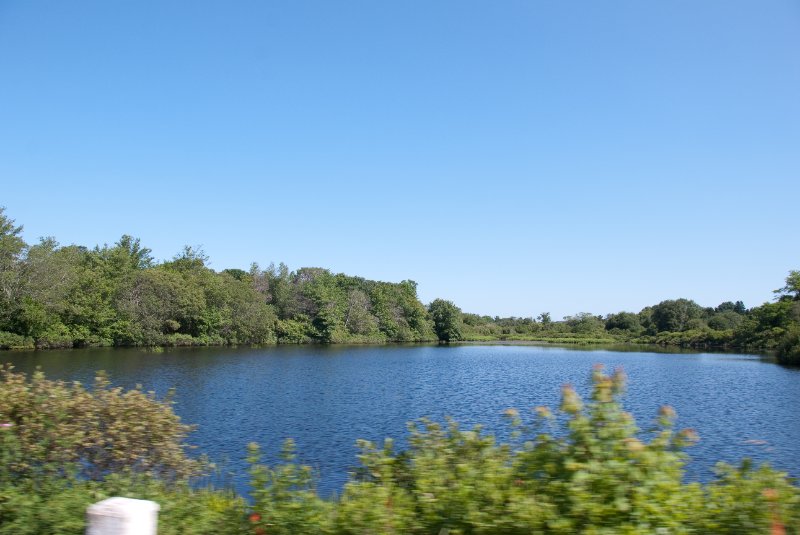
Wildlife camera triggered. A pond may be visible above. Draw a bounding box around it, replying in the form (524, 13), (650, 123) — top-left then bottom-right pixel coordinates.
(3, 344), (798, 496)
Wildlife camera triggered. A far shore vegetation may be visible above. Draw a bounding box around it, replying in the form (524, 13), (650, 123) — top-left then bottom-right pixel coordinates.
(1, 208), (798, 365)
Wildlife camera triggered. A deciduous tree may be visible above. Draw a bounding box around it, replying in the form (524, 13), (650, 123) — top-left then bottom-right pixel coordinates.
(428, 299), (462, 342)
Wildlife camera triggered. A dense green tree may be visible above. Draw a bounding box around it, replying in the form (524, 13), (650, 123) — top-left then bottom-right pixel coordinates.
(775, 270), (800, 301)
(776, 326), (800, 365)
(167, 245), (208, 272)
(564, 312), (605, 334)
(396, 280), (434, 339)
(222, 268), (248, 281)
(105, 235), (153, 272)
(0, 208), (25, 273)
(303, 270), (347, 343)
(263, 262), (296, 318)
(370, 285), (401, 339)
(0, 208), (27, 332)
(17, 241), (89, 347)
(344, 289), (379, 336)
(216, 272), (278, 344)
(428, 299), (462, 342)
(715, 301), (746, 314)
(650, 299), (704, 333)
(747, 300), (796, 331)
(734, 298), (800, 350)
(115, 268), (197, 345)
(248, 263), (271, 297)
(605, 311), (642, 334)
(707, 311), (744, 331)
(58, 249), (119, 346)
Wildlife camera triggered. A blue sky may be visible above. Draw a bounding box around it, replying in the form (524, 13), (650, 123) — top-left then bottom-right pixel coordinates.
(1, 1), (798, 319)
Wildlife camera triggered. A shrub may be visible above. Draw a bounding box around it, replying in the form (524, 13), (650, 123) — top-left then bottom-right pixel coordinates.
(0, 332), (33, 350)
(0, 476), (246, 535)
(247, 440), (332, 534)
(2, 366), (798, 533)
(247, 366), (800, 534)
(277, 317), (314, 344)
(0, 366), (200, 482)
(777, 327), (800, 365)
(0, 367), (244, 534)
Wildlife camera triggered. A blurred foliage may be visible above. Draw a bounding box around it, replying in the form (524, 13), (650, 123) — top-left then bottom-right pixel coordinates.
(243, 367), (799, 534)
(0, 476), (247, 535)
(1, 366), (798, 533)
(0, 366), (199, 482)
(0, 367), (245, 534)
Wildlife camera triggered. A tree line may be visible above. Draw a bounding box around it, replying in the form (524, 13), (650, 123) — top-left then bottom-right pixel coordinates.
(0, 208), (798, 363)
(0, 208), (434, 349)
(455, 274), (800, 364)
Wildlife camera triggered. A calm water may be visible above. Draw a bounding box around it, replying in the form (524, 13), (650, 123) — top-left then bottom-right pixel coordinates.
(3, 344), (799, 496)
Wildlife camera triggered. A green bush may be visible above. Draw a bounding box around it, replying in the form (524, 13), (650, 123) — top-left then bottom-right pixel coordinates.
(0, 367), (248, 534)
(1, 367), (798, 533)
(777, 327), (800, 365)
(0, 332), (33, 350)
(248, 440), (332, 534)
(0, 476), (246, 535)
(245, 367), (799, 534)
(0, 366), (199, 482)
(276, 317), (315, 344)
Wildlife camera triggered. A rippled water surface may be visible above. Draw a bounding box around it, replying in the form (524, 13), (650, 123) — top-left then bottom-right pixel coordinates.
(4, 344), (799, 495)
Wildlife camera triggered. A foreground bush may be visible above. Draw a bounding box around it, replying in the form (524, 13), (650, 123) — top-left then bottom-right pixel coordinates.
(248, 367), (799, 534)
(0, 366), (247, 534)
(0, 365), (199, 482)
(0, 475), (247, 535)
(1, 366), (798, 533)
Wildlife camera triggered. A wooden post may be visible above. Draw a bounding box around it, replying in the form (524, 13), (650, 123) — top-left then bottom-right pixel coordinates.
(86, 497), (159, 535)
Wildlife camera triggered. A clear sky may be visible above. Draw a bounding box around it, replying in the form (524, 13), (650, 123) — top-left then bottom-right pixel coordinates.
(1, 1), (798, 319)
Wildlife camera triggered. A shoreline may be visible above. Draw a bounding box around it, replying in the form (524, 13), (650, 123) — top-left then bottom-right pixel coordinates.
(0, 337), (773, 358)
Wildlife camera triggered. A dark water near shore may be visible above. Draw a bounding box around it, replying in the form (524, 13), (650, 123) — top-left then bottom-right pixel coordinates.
(3, 344), (799, 496)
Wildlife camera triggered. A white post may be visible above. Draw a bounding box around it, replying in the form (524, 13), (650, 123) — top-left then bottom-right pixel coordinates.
(86, 497), (159, 535)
